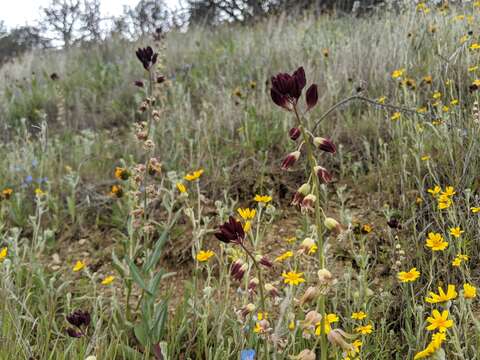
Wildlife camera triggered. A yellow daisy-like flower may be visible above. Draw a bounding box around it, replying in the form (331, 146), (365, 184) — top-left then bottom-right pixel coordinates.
(377, 96), (386, 104)
(101, 275), (115, 285)
(237, 208), (256, 220)
(196, 250), (215, 262)
(471, 206), (480, 213)
(243, 220), (251, 232)
(425, 232), (448, 251)
(0, 247), (7, 262)
(176, 182), (187, 193)
(184, 169), (204, 181)
(421, 155), (430, 161)
(35, 188), (46, 197)
(452, 254), (469, 267)
(450, 99), (459, 106)
(449, 227), (464, 238)
(2, 188), (13, 199)
(417, 106), (427, 114)
(470, 43), (480, 50)
(426, 310), (453, 332)
(282, 271), (305, 286)
(73, 260), (86, 272)
(314, 313), (339, 335)
(390, 112), (401, 121)
(427, 186), (441, 196)
(355, 324), (373, 335)
(254, 194), (272, 203)
(275, 251), (293, 262)
(391, 68), (405, 79)
(351, 311), (367, 320)
(114, 167), (129, 180)
(469, 65), (478, 72)
(414, 332), (446, 359)
(432, 91), (442, 99)
(441, 186), (456, 197)
(438, 198), (452, 210)
(464, 283), (476, 299)
(397, 268), (420, 283)
(425, 284), (457, 304)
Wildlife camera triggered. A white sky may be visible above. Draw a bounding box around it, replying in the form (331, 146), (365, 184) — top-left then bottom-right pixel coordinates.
(1, 0), (180, 29)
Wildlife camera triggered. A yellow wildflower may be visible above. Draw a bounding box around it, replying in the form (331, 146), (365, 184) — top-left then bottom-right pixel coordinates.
(254, 194), (272, 203)
(464, 283), (477, 299)
(176, 182), (187, 193)
(101, 276), (115, 285)
(426, 310), (453, 332)
(184, 169), (204, 181)
(398, 268), (420, 283)
(427, 186), (441, 196)
(73, 260), (86, 272)
(0, 247), (7, 262)
(391, 68), (405, 79)
(425, 285), (457, 304)
(351, 311), (367, 320)
(449, 227), (464, 238)
(390, 112), (401, 121)
(196, 250), (215, 262)
(275, 251), (293, 262)
(237, 208), (256, 220)
(425, 232), (448, 251)
(282, 271), (305, 286)
(355, 324), (373, 335)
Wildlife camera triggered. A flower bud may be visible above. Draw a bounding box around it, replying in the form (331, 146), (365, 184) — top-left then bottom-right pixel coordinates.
(231, 259), (247, 281)
(299, 286), (320, 306)
(301, 194), (316, 213)
(313, 137), (336, 154)
(294, 349), (316, 360)
(289, 127), (301, 140)
(314, 165), (332, 183)
(265, 283), (279, 298)
(324, 217), (341, 234)
(318, 268), (334, 285)
(248, 277), (259, 292)
(299, 237), (317, 254)
(256, 255), (273, 268)
(281, 151), (301, 170)
(327, 329), (355, 352)
(306, 84), (319, 110)
(240, 303), (256, 318)
(292, 183), (310, 206)
(134, 80), (144, 87)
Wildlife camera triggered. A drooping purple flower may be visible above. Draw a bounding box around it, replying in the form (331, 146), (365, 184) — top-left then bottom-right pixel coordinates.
(135, 46), (158, 70)
(270, 67), (307, 110)
(313, 137), (336, 154)
(314, 166), (332, 183)
(289, 127), (301, 141)
(306, 84), (319, 109)
(214, 216), (245, 244)
(66, 327), (83, 338)
(281, 151), (301, 170)
(66, 309), (91, 328)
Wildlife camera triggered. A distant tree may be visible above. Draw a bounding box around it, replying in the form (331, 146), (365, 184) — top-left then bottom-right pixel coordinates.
(41, 0), (82, 48)
(80, 0), (103, 42)
(0, 26), (49, 64)
(128, 0), (169, 36)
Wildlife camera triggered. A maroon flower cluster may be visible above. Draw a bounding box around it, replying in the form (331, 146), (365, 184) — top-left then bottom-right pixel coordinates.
(66, 309), (90, 338)
(136, 46), (158, 71)
(270, 66), (337, 211)
(214, 216), (245, 244)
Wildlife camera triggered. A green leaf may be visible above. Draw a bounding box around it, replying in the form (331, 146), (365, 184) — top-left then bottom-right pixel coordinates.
(128, 259), (153, 295)
(133, 322), (149, 348)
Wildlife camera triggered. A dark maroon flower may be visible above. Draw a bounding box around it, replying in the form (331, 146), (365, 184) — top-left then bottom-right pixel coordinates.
(134, 80), (144, 87)
(281, 151), (301, 170)
(291, 183), (310, 207)
(270, 67), (307, 110)
(157, 75), (165, 84)
(306, 84), (318, 109)
(66, 327), (83, 338)
(66, 310), (91, 328)
(257, 255), (273, 268)
(289, 127), (301, 141)
(136, 46), (158, 70)
(301, 194), (316, 213)
(215, 216), (245, 244)
(313, 137), (336, 154)
(231, 259), (247, 281)
(248, 277), (259, 292)
(314, 166), (332, 183)
(50, 73), (59, 81)
(387, 218), (401, 229)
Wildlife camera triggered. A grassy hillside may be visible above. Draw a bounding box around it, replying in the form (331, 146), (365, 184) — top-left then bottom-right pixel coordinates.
(1, 2), (480, 359)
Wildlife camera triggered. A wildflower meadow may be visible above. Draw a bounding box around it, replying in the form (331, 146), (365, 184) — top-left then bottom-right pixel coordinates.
(2, 1), (480, 359)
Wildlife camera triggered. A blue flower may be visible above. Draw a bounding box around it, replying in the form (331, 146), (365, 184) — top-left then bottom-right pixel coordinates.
(240, 349), (255, 360)
(25, 175), (33, 184)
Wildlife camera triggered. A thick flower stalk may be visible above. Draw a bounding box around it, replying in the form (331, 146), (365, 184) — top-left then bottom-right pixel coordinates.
(270, 66), (336, 360)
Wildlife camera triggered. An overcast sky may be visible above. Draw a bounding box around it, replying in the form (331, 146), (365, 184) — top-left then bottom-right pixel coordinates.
(1, 0), (180, 29)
